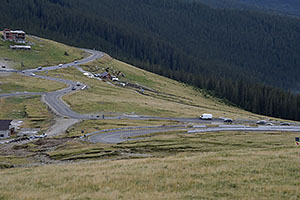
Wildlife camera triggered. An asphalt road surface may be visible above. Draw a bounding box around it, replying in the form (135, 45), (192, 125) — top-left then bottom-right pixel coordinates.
(0, 50), (104, 119)
(1, 48), (300, 144)
(188, 125), (300, 134)
(87, 124), (300, 144)
(88, 125), (187, 144)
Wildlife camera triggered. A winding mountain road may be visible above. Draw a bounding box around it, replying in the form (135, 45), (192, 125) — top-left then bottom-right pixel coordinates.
(1, 49), (104, 119)
(86, 124), (300, 144)
(1, 49), (299, 144)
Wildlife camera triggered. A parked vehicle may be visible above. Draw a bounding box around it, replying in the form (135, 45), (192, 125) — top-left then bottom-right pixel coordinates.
(224, 118), (233, 123)
(37, 66), (42, 70)
(35, 133), (47, 138)
(256, 120), (267, 125)
(74, 60), (78, 64)
(200, 113), (213, 120)
(58, 64), (63, 67)
(280, 122), (291, 126)
(266, 122), (274, 126)
(29, 136), (35, 140)
(76, 82), (81, 86)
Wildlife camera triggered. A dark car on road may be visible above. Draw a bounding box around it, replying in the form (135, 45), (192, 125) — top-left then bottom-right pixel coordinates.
(280, 122), (291, 126)
(224, 118), (233, 123)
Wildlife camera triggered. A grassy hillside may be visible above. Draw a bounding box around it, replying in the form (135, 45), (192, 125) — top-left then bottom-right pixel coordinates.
(0, 73), (65, 94)
(2, 0), (300, 121)
(1, 130), (299, 199)
(1, 36), (299, 199)
(39, 55), (261, 119)
(0, 31), (82, 94)
(0, 32), (86, 70)
(0, 96), (53, 131)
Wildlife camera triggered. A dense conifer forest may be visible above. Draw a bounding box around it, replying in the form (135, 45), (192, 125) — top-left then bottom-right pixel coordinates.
(1, 0), (300, 120)
(197, 0), (300, 16)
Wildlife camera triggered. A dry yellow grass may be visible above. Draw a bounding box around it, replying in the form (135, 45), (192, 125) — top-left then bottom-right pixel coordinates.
(0, 147), (299, 199)
(2, 130), (300, 199)
(0, 96), (53, 130)
(0, 73), (66, 94)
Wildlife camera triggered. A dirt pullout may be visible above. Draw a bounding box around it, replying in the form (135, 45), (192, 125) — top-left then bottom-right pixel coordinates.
(45, 118), (81, 137)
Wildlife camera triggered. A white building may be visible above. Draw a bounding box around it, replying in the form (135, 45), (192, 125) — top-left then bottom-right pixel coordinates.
(0, 120), (13, 139)
(10, 45), (31, 50)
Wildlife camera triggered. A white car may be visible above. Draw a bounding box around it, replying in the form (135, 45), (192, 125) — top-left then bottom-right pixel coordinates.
(58, 64), (63, 67)
(30, 73), (36, 76)
(35, 133), (47, 138)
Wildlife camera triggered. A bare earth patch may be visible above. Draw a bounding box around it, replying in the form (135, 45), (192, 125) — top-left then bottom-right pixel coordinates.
(45, 118), (81, 137)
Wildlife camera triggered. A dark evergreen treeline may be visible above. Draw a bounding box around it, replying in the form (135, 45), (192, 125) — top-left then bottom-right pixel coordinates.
(1, 0), (300, 120)
(143, 67), (300, 121)
(197, 0), (300, 17)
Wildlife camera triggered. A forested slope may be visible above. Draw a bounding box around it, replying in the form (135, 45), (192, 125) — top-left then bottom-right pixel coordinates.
(1, 0), (300, 120)
(197, 0), (300, 16)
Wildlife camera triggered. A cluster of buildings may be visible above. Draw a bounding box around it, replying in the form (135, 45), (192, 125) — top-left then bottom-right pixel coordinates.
(3, 29), (26, 43)
(0, 120), (41, 140)
(2, 29), (31, 50)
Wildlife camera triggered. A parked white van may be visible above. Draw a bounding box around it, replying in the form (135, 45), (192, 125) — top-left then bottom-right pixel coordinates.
(200, 113), (213, 120)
